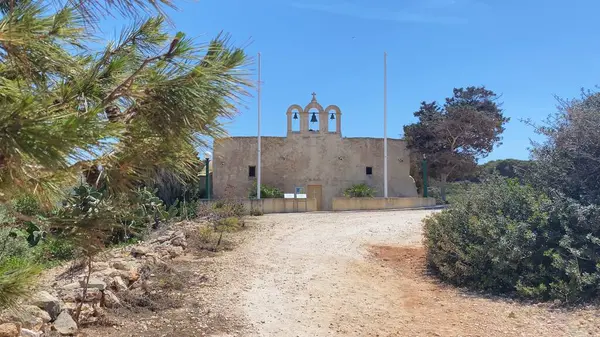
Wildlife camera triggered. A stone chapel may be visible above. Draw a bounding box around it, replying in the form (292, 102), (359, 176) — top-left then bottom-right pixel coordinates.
(212, 94), (418, 210)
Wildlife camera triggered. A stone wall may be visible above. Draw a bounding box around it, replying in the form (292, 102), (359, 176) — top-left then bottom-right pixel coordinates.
(213, 133), (417, 210)
(331, 197), (436, 211)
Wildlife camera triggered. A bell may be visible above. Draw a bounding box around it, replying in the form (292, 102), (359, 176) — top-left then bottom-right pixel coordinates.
(330, 113), (335, 120)
(293, 112), (298, 120)
(310, 112), (318, 123)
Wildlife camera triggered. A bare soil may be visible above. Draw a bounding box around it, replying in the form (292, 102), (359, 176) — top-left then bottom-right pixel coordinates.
(85, 210), (600, 337)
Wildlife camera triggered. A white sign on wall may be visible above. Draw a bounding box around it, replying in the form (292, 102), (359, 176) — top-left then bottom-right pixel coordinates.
(284, 193), (295, 199)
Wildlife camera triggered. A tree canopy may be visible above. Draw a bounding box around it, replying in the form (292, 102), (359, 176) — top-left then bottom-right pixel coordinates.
(403, 86), (509, 199)
(0, 0), (250, 309)
(0, 1), (250, 207)
(530, 91), (600, 204)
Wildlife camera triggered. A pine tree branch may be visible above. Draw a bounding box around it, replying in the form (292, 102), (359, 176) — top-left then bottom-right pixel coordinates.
(102, 43), (176, 106)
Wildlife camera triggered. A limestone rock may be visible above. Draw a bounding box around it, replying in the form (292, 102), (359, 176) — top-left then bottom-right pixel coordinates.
(131, 246), (149, 256)
(0, 305), (49, 330)
(62, 282), (80, 291)
(168, 246), (184, 258)
(92, 267), (119, 278)
(0, 323), (19, 337)
(153, 246), (169, 259)
(91, 262), (109, 272)
(155, 235), (171, 243)
(60, 288), (102, 303)
(52, 312), (77, 335)
(79, 278), (106, 291)
(20, 328), (41, 337)
(60, 303), (77, 317)
(111, 276), (128, 292)
(111, 260), (136, 271)
(102, 290), (121, 309)
(30, 291), (61, 320)
(127, 269), (140, 283)
(170, 232), (187, 248)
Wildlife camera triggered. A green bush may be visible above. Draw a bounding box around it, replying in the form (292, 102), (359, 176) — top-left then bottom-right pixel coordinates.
(0, 205), (15, 225)
(11, 195), (40, 217)
(426, 182), (473, 205)
(33, 236), (76, 263)
(152, 167), (206, 206)
(343, 183), (375, 197)
(0, 228), (31, 261)
(248, 182), (283, 199)
(424, 176), (600, 302)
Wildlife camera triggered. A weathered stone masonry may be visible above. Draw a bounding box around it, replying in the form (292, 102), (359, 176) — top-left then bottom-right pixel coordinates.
(213, 94), (417, 210)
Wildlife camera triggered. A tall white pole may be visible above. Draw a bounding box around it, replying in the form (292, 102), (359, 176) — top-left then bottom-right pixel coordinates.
(257, 52), (262, 200)
(384, 52), (388, 198)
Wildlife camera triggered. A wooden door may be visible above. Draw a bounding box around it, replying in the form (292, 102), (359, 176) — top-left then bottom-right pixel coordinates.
(307, 185), (322, 211)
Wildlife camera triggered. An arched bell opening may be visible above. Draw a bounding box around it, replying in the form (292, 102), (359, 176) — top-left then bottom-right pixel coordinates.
(308, 108), (320, 132)
(286, 104), (304, 135)
(324, 105), (342, 135)
(328, 111), (336, 132)
(291, 109), (301, 132)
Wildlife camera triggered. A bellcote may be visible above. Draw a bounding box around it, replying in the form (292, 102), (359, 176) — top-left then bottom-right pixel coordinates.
(286, 93), (342, 137)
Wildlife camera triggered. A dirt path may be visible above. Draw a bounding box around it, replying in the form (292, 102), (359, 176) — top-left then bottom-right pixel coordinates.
(239, 210), (430, 336)
(234, 210), (599, 337)
(88, 210), (600, 337)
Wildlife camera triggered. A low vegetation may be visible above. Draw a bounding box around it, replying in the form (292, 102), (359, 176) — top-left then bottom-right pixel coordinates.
(344, 183), (375, 198)
(249, 182), (284, 199)
(425, 91), (600, 303)
(0, 0), (250, 321)
(193, 199), (247, 251)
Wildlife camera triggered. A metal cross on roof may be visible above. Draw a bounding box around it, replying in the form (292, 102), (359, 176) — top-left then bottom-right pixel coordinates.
(311, 92), (317, 101)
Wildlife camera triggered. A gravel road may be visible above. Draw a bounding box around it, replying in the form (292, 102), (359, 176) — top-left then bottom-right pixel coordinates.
(86, 209), (600, 337)
(237, 210), (434, 336)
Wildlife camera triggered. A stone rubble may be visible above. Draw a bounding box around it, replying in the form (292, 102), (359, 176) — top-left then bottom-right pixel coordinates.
(0, 323), (19, 337)
(52, 312), (77, 335)
(19, 329), (41, 337)
(0, 228), (189, 336)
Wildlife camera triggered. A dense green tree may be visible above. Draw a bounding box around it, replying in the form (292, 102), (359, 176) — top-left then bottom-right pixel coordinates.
(0, 0), (249, 309)
(459, 158), (532, 183)
(404, 86), (509, 200)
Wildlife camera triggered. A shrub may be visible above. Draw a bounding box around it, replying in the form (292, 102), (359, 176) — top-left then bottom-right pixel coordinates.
(11, 195), (40, 217)
(424, 176), (600, 302)
(343, 183), (375, 197)
(0, 205), (15, 225)
(248, 182), (283, 199)
(198, 199), (247, 220)
(152, 166), (206, 207)
(0, 228), (31, 261)
(33, 236), (76, 263)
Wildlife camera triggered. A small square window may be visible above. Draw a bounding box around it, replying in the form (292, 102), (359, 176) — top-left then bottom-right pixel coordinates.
(366, 166), (373, 175)
(249, 166), (256, 178)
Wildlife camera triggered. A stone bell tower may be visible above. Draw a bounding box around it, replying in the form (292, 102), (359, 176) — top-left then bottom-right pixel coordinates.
(286, 93), (342, 137)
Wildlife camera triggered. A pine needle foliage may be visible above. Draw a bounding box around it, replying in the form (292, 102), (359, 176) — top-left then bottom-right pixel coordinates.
(0, 257), (41, 309)
(0, 0), (250, 310)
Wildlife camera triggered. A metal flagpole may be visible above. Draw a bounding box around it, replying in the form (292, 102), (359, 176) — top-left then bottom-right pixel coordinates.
(257, 52), (262, 200)
(384, 52), (388, 198)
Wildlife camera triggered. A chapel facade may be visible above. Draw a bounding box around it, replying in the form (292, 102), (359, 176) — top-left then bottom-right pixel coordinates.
(212, 94), (418, 210)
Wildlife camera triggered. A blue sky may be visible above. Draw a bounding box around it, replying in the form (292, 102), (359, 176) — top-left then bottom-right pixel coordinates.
(101, 0), (600, 162)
